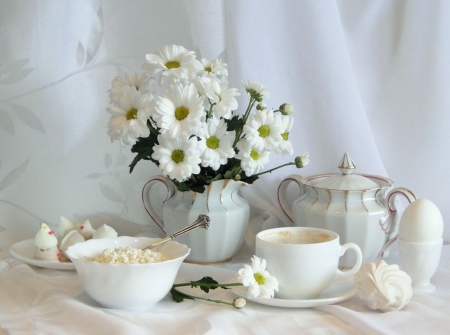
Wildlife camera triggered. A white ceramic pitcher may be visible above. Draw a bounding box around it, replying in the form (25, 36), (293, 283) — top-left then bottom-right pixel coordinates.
(277, 153), (416, 267)
(142, 177), (250, 263)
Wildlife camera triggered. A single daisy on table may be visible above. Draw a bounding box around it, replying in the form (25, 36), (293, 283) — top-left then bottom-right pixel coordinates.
(142, 44), (203, 84)
(198, 119), (235, 170)
(243, 109), (283, 152)
(273, 114), (294, 156)
(200, 58), (228, 77)
(242, 79), (270, 102)
(154, 82), (205, 139)
(106, 86), (154, 146)
(237, 255), (279, 299)
(235, 140), (270, 176)
(151, 135), (202, 182)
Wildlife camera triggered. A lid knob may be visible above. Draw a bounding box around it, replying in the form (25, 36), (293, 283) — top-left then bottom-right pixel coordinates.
(338, 152), (356, 175)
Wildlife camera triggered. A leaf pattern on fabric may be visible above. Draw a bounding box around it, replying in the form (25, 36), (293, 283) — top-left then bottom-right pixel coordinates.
(0, 108), (14, 135)
(10, 103), (46, 134)
(86, 172), (103, 179)
(76, 41), (85, 66)
(0, 58), (34, 85)
(99, 183), (125, 204)
(0, 158), (29, 192)
(104, 153), (112, 169)
(85, 7), (104, 65)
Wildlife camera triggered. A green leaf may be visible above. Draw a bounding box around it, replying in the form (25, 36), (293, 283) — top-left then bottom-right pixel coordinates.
(225, 115), (244, 132)
(190, 185), (206, 193)
(170, 288), (194, 303)
(190, 276), (220, 293)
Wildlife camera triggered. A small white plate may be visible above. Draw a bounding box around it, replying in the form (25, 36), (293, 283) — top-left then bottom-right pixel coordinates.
(9, 239), (75, 270)
(232, 277), (357, 308)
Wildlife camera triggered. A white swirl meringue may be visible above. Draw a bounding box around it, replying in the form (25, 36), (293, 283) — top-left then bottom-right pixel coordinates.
(92, 224), (118, 239)
(354, 259), (413, 312)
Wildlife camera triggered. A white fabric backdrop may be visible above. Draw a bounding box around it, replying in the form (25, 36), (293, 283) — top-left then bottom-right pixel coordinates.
(1, 0), (449, 259)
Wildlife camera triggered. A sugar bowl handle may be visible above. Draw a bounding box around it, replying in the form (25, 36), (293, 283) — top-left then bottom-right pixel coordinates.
(142, 176), (177, 235)
(277, 174), (306, 223)
(378, 187), (417, 258)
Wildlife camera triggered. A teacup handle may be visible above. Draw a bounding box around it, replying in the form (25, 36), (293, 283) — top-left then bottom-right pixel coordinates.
(142, 176), (177, 235)
(334, 243), (363, 280)
(277, 174), (305, 223)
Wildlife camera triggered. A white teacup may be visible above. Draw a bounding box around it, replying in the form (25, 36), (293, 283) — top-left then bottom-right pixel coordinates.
(256, 227), (363, 300)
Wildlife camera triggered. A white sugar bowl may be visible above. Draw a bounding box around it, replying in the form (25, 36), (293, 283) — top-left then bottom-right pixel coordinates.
(278, 152), (417, 267)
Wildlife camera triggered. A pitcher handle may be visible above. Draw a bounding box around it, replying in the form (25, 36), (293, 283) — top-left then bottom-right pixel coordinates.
(142, 176), (177, 235)
(277, 174), (305, 223)
(378, 187), (417, 258)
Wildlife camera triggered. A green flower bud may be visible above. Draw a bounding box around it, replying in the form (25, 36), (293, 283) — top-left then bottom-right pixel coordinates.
(233, 297), (246, 309)
(256, 102), (267, 111)
(295, 153), (310, 168)
(280, 103), (294, 116)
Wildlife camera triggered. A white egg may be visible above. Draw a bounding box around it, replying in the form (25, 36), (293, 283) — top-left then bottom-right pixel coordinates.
(399, 199), (443, 242)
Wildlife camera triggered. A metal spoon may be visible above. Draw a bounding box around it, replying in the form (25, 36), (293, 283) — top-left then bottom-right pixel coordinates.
(143, 214), (211, 250)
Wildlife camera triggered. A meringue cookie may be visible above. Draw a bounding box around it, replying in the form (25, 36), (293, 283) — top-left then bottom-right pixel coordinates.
(35, 223), (58, 250)
(56, 216), (77, 244)
(34, 223), (59, 261)
(92, 224), (118, 239)
(77, 219), (96, 239)
(354, 260), (413, 312)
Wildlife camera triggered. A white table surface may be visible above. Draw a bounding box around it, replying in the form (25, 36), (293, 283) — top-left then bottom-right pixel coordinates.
(1, 215), (450, 335)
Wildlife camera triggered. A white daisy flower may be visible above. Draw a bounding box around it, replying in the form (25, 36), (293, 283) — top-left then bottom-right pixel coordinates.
(151, 135), (201, 182)
(198, 119), (235, 170)
(237, 255), (279, 299)
(243, 109), (283, 152)
(142, 45), (203, 84)
(235, 140), (270, 176)
(106, 86), (154, 146)
(195, 74), (239, 120)
(108, 72), (151, 103)
(242, 79), (270, 101)
(273, 114), (294, 156)
(200, 58), (228, 77)
(154, 82), (205, 138)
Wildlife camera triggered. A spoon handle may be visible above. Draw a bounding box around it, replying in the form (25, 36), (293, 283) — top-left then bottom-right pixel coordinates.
(143, 214), (211, 250)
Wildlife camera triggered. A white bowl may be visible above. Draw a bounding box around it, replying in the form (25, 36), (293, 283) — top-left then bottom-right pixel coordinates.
(66, 236), (190, 310)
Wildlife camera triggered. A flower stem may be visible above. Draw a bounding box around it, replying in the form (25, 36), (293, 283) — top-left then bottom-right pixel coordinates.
(251, 161), (295, 177)
(172, 282), (243, 289)
(233, 97), (256, 146)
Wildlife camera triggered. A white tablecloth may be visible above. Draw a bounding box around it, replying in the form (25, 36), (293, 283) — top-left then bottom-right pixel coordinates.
(1, 216), (450, 335)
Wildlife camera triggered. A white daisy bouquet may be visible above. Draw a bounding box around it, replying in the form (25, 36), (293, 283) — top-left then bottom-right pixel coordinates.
(107, 45), (309, 193)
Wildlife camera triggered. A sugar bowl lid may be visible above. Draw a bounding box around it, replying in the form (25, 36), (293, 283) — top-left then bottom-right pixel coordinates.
(311, 153), (381, 191)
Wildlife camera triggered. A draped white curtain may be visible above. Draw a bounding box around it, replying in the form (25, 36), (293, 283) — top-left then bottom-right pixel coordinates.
(1, 0), (449, 255)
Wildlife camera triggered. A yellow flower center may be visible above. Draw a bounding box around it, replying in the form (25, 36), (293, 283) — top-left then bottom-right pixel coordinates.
(206, 136), (219, 149)
(254, 273), (265, 285)
(171, 150), (184, 163)
(165, 60), (180, 69)
(258, 125), (270, 138)
(250, 149), (260, 160)
(126, 108), (138, 120)
(281, 131), (289, 141)
(175, 107), (189, 121)
(205, 66), (212, 72)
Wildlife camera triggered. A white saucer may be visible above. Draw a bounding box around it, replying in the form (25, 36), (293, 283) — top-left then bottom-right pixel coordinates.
(9, 239), (75, 270)
(232, 277), (357, 308)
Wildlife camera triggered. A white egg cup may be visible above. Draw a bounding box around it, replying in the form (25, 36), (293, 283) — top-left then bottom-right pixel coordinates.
(398, 238), (443, 293)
